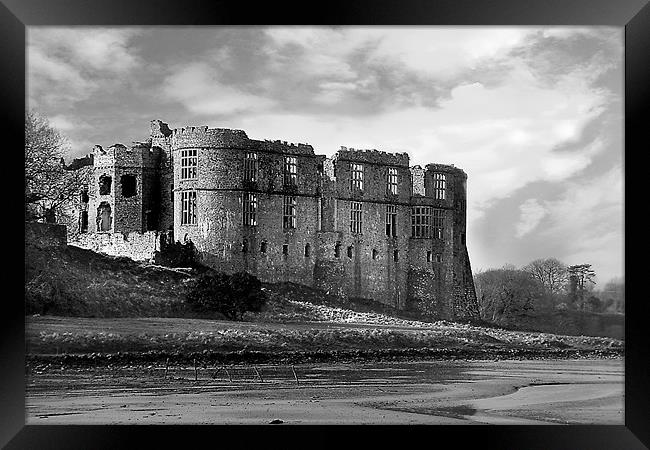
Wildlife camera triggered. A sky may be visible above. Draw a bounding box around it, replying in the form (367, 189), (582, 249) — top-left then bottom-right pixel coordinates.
(26, 26), (624, 285)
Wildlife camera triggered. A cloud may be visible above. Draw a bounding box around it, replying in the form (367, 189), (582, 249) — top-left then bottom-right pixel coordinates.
(264, 27), (531, 81)
(47, 114), (78, 132)
(29, 28), (140, 73)
(161, 62), (275, 116)
(27, 28), (141, 106)
(526, 166), (624, 282)
(230, 59), (612, 214)
(515, 199), (547, 238)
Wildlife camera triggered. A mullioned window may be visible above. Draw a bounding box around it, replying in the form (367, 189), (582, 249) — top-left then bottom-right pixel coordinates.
(433, 172), (446, 200)
(180, 149), (198, 180)
(411, 206), (431, 238)
(243, 192), (258, 226)
(350, 163), (364, 191)
(181, 191), (197, 225)
(350, 201), (363, 234)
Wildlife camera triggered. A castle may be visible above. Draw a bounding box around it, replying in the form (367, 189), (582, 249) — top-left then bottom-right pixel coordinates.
(69, 120), (478, 320)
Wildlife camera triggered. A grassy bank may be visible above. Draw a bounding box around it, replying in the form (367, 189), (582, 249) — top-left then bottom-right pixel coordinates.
(26, 315), (623, 367)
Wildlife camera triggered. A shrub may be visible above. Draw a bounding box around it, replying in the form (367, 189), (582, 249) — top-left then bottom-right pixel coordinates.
(185, 270), (267, 320)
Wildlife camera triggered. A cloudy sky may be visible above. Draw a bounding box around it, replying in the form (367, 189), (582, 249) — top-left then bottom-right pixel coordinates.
(26, 26), (624, 284)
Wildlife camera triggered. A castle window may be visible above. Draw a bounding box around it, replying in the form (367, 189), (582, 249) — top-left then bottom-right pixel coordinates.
(180, 149), (198, 180)
(433, 209), (445, 239)
(242, 239), (248, 253)
(242, 192), (258, 226)
(436, 254), (442, 263)
(121, 175), (136, 198)
(283, 196), (296, 229)
(80, 211), (88, 233)
(284, 156), (297, 186)
(260, 241), (267, 253)
(347, 245), (353, 259)
(427, 251), (432, 262)
(350, 163), (364, 191)
(96, 202), (112, 232)
(433, 173), (446, 200)
(244, 152), (258, 182)
(335, 242), (341, 258)
(372, 249), (378, 260)
(385, 204), (397, 237)
(394, 250), (399, 262)
(387, 167), (398, 195)
(350, 201), (363, 234)
(282, 244), (289, 256)
(181, 191), (197, 225)
(99, 175), (112, 195)
(304, 243), (311, 258)
(80, 190), (89, 203)
(411, 206), (431, 238)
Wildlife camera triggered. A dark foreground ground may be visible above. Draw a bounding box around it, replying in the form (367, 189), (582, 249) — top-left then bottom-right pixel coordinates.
(26, 358), (623, 425)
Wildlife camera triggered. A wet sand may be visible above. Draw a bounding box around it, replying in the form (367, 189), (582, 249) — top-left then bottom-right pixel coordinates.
(26, 358), (623, 425)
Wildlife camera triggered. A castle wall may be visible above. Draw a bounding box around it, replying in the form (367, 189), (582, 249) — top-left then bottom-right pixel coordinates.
(171, 129), (321, 285)
(71, 230), (159, 261)
(71, 120), (478, 321)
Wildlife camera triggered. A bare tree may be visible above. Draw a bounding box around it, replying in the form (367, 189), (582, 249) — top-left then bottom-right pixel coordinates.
(25, 110), (88, 222)
(474, 265), (545, 326)
(522, 258), (568, 295)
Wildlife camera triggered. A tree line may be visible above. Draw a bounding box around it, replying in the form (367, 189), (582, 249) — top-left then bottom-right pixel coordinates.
(474, 258), (624, 327)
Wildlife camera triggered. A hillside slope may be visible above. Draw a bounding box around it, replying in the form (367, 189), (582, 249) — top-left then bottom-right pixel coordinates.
(25, 244), (623, 364)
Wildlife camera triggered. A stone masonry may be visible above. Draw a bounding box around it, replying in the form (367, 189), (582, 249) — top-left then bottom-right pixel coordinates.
(68, 120), (478, 320)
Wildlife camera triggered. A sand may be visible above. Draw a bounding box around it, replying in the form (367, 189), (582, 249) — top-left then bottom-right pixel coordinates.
(26, 358), (623, 425)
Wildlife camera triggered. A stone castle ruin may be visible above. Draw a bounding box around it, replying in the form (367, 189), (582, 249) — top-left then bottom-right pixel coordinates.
(68, 120), (478, 320)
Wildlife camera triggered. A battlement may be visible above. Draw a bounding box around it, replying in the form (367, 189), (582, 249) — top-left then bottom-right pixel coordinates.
(425, 163), (467, 178)
(333, 147), (410, 167)
(170, 126), (251, 149)
(92, 142), (160, 168)
(256, 139), (316, 156)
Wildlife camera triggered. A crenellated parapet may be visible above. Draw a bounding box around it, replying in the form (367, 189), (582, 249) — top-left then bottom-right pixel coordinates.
(171, 126), (251, 149)
(169, 124), (317, 157)
(425, 163), (467, 179)
(92, 142), (160, 169)
(334, 147), (410, 167)
(257, 139), (316, 156)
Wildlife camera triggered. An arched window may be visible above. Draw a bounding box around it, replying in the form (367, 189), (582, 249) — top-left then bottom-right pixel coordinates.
(96, 202), (112, 232)
(334, 242), (341, 258)
(372, 249), (378, 260)
(304, 243), (311, 257)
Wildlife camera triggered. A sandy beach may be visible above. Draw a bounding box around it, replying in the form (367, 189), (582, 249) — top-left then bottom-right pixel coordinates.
(26, 358), (623, 425)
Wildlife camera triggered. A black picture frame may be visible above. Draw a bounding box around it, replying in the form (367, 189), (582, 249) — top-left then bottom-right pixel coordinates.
(3, 0), (647, 448)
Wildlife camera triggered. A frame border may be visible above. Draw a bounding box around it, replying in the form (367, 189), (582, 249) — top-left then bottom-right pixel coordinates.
(3, 0), (647, 447)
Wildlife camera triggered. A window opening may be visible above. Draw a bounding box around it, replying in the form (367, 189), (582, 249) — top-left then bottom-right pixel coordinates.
(350, 201), (363, 234)
(243, 192), (258, 226)
(411, 206), (431, 238)
(181, 191), (197, 225)
(385, 204), (397, 237)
